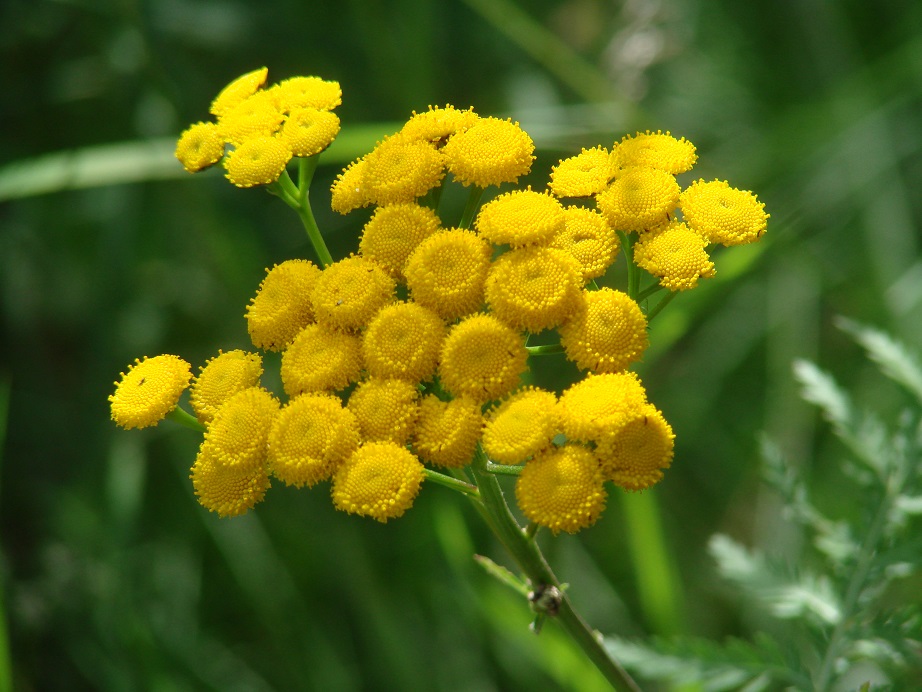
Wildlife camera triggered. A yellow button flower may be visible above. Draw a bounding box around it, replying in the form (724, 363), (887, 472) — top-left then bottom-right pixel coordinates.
(330, 156), (371, 215)
(210, 67), (269, 117)
(404, 229), (492, 321)
(189, 350), (264, 424)
(548, 146), (614, 198)
(475, 189), (565, 247)
(246, 259), (322, 351)
(268, 393), (360, 488)
(612, 131), (697, 174)
(412, 395), (483, 468)
(439, 313), (528, 403)
(332, 442), (425, 522)
(482, 387), (558, 464)
(515, 444), (607, 534)
(191, 444), (271, 518)
(175, 121), (224, 173)
(224, 135), (292, 188)
(359, 203), (442, 280)
(363, 135), (445, 206)
(442, 116), (535, 187)
(275, 76), (342, 112)
(558, 372), (648, 442)
(595, 404), (674, 491)
(279, 107), (340, 158)
(362, 301), (445, 382)
(550, 207), (619, 282)
(347, 377), (419, 444)
(311, 255), (396, 332)
(633, 220), (716, 291)
(559, 288), (649, 373)
(280, 324), (363, 395)
(110, 354), (192, 429)
(217, 91), (285, 146)
(595, 166), (680, 232)
(399, 104), (479, 145)
(680, 179), (768, 246)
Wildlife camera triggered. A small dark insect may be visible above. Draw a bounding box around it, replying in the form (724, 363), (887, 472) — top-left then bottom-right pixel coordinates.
(138, 378), (146, 386)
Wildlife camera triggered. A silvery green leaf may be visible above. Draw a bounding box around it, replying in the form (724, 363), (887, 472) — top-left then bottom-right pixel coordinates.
(793, 360), (851, 429)
(837, 317), (922, 405)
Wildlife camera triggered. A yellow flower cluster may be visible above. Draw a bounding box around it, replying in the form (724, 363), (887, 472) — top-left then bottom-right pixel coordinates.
(175, 67), (342, 187)
(112, 84), (767, 532)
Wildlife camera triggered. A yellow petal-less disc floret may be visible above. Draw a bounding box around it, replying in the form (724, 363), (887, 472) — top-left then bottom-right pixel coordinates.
(175, 121), (225, 173)
(224, 135), (292, 188)
(275, 76), (342, 112)
(442, 116), (535, 187)
(475, 189), (565, 247)
(515, 444), (607, 534)
(363, 135), (445, 206)
(362, 301), (445, 382)
(189, 350), (264, 424)
(633, 220), (716, 291)
(412, 395), (483, 468)
(217, 92), (285, 146)
(439, 313), (528, 403)
(311, 255), (396, 332)
(268, 393), (360, 488)
(399, 105), (479, 145)
(332, 442), (425, 522)
(359, 203), (442, 280)
(280, 324), (363, 395)
(280, 108), (340, 158)
(191, 443), (271, 518)
(404, 229), (492, 321)
(595, 403), (674, 491)
(558, 288), (649, 373)
(110, 354), (192, 429)
(595, 166), (680, 232)
(612, 131), (697, 174)
(210, 67), (269, 117)
(246, 259), (322, 351)
(548, 146), (614, 198)
(485, 246), (583, 333)
(347, 377), (419, 445)
(558, 372), (648, 442)
(550, 207), (619, 282)
(482, 387), (559, 464)
(330, 156), (371, 214)
(679, 179), (769, 246)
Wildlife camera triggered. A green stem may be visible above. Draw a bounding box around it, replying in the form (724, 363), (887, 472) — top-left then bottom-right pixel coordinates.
(635, 282), (665, 303)
(526, 343), (565, 357)
(273, 164), (334, 268)
(485, 462), (524, 476)
(617, 231), (638, 299)
(645, 291), (677, 322)
(469, 445), (641, 692)
(458, 185), (485, 229)
(166, 406), (207, 432)
(423, 468), (481, 498)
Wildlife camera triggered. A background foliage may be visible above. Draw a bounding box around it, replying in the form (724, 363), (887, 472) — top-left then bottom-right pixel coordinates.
(2, 0), (921, 689)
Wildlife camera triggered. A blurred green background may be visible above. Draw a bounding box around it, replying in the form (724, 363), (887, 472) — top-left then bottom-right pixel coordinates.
(2, 0), (921, 689)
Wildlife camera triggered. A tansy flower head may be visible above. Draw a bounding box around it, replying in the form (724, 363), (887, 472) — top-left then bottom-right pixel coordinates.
(189, 350), (264, 424)
(595, 166), (680, 232)
(311, 255), (395, 332)
(680, 179), (768, 246)
(332, 442), (425, 522)
(210, 67), (269, 117)
(280, 108), (340, 158)
(217, 92), (285, 146)
(475, 189), (565, 247)
(362, 301), (445, 382)
(548, 146), (614, 198)
(246, 259), (322, 351)
(482, 387), (558, 464)
(268, 393), (360, 488)
(551, 207), (619, 282)
(331, 156), (371, 214)
(558, 372), (648, 442)
(441, 116), (535, 187)
(595, 404), (674, 491)
(275, 76), (342, 112)
(633, 220), (716, 291)
(399, 105), (479, 145)
(359, 203), (441, 280)
(191, 443), (271, 518)
(412, 395), (483, 468)
(347, 377), (419, 445)
(612, 131), (697, 174)
(280, 324), (363, 396)
(404, 229), (492, 321)
(224, 135), (292, 188)
(362, 135), (445, 206)
(439, 313), (528, 403)
(515, 444), (607, 534)
(195, 387), (279, 468)
(558, 288), (649, 373)
(175, 122), (225, 173)
(110, 354), (192, 429)
(484, 246), (582, 333)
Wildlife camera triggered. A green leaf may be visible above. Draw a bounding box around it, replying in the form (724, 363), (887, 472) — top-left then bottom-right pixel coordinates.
(837, 317), (922, 405)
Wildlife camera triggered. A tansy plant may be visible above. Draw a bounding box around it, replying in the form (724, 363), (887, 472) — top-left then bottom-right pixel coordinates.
(110, 67), (768, 690)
